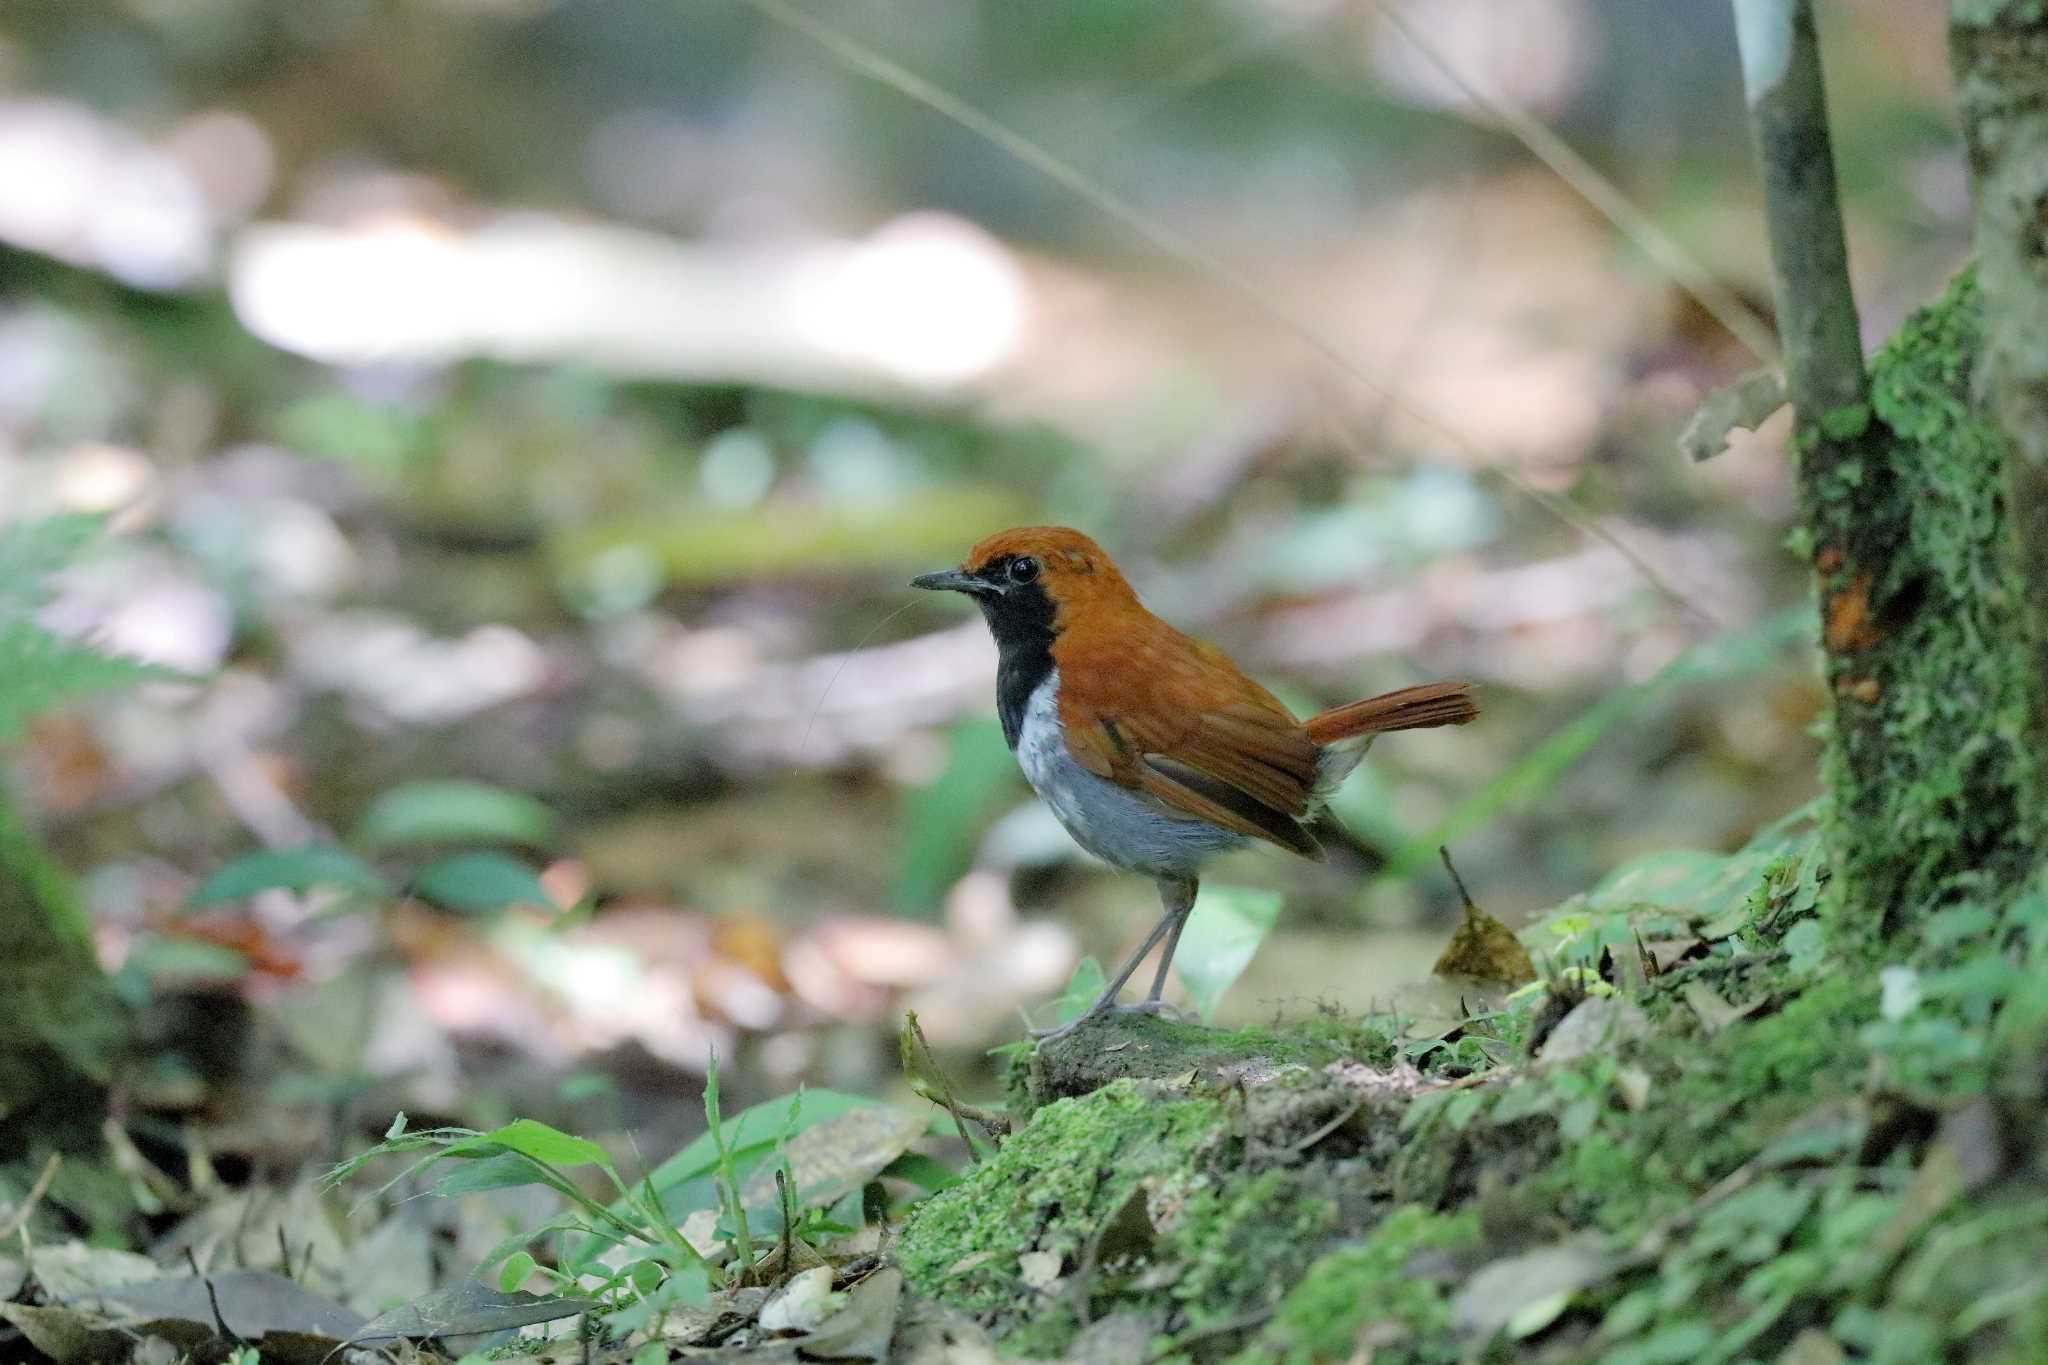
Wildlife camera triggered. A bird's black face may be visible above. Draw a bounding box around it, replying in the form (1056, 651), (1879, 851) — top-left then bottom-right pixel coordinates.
(912, 553), (1057, 748)
(909, 553), (1040, 598)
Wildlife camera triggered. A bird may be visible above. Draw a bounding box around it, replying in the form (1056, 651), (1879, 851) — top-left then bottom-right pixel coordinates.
(912, 526), (1477, 1039)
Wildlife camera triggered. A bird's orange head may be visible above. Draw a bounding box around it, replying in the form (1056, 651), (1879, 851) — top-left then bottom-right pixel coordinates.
(910, 526), (1140, 632)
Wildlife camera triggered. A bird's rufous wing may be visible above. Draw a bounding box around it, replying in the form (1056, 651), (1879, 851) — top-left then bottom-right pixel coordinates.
(1055, 628), (1325, 858)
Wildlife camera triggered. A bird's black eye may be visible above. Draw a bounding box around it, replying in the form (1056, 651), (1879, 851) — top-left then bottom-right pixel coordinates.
(1007, 556), (1040, 585)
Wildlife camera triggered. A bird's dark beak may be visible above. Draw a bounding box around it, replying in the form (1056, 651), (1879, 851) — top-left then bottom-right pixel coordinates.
(911, 568), (988, 595)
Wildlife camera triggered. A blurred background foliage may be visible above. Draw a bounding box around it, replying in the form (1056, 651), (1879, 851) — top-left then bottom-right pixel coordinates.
(0, 0), (1969, 1172)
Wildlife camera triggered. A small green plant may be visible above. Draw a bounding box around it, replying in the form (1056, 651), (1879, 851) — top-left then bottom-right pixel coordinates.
(0, 515), (177, 744)
(330, 1109), (714, 1320)
(331, 1054), (943, 1333)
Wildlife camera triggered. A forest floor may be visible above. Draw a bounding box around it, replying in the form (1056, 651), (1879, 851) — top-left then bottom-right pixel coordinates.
(4, 247), (2041, 1365)
(10, 803), (2044, 1365)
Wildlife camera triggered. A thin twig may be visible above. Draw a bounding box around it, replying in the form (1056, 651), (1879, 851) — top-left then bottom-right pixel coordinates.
(1437, 845), (1477, 913)
(0, 1155), (60, 1242)
(1373, 0), (1780, 365)
(1286, 1096), (1365, 1154)
(1086, 7), (1326, 139)
(1732, 0), (1865, 417)
(902, 1011), (987, 1160)
(1147, 1307), (1275, 1361)
(741, 0), (1721, 627)
(184, 1247), (242, 1345)
(776, 1167), (795, 1275)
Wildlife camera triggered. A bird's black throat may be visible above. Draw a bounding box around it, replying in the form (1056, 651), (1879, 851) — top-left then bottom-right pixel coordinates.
(978, 580), (1056, 749)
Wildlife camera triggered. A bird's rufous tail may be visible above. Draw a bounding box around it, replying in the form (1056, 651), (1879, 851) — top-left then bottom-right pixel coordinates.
(1304, 682), (1479, 744)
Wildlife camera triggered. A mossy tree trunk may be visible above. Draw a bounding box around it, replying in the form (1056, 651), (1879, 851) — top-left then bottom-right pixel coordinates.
(1951, 1), (2048, 851)
(1734, 0), (2041, 930)
(0, 779), (120, 1160)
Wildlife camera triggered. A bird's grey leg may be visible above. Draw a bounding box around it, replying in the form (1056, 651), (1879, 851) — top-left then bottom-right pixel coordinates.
(1030, 910), (1177, 1040)
(1031, 876), (1197, 1041)
(1143, 876), (1198, 1004)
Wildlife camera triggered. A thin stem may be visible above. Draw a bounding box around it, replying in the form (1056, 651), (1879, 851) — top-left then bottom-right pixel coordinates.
(1732, 0), (1867, 419)
(741, 0), (1720, 628)
(1375, 0), (1780, 366)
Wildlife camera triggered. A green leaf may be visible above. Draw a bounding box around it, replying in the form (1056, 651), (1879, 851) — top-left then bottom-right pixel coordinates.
(1051, 956), (1107, 1025)
(650, 1090), (878, 1195)
(473, 1216), (607, 1280)
(0, 514), (105, 614)
(434, 1151), (557, 1196)
(123, 935), (250, 984)
(0, 621), (172, 742)
(1173, 884), (1283, 1022)
(570, 1090), (881, 1268)
(0, 516), (179, 741)
(412, 852), (557, 914)
(601, 1264), (710, 1335)
(496, 1252), (537, 1293)
(356, 780), (555, 851)
(479, 1118), (610, 1169)
(189, 846), (390, 906)
(881, 1151), (961, 1195)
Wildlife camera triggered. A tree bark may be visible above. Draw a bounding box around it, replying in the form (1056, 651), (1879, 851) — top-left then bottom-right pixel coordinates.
(1733, 0), (2041, 927)
(1951, 1), (2048, 826)
(0, 780), (119, 1160)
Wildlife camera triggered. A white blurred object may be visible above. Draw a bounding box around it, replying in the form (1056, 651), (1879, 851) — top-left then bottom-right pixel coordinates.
(1370, 0), (1596, 118)
(42, 549), (232, 674)
(52, 442), (157, 520)
(229, 209), (1030, 392)
(0, 99), (217, 288)
(289, 612), (550, 724)
(161, 110), (276, 226)
(250, 498), (357, 599)
(99, 575), (233, 674)
(791, 212), (1030, 386)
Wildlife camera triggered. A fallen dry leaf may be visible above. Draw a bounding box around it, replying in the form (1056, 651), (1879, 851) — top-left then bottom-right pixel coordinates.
(735, 1105), (928, 1214)
(1432, 848), (1536, 986)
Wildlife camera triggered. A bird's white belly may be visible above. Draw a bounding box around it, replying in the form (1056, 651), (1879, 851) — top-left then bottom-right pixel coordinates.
(1015, 671), (1243, 879)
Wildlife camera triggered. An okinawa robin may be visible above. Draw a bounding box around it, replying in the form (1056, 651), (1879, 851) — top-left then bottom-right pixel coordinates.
(913, 526), (1477, 1037)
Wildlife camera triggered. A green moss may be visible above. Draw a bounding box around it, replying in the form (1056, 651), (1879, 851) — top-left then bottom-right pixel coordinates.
(1809, 267), (2040, 931)
(1820, 400), (1872, 440)
(897, 1080), (1226, 1349)
(1238, 1206), (1478, 1365)
(1013, 1006), (1400, 1114)
(900, 1073), (1373, 1356)
(1166, 1169), (1340, 1335)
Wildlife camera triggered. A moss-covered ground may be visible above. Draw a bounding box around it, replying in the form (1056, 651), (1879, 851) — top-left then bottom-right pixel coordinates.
(893, 276), (2048, 1362)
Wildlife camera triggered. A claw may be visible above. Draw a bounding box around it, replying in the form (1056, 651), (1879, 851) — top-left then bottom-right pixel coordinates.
(1029, 998), (1188, 1043)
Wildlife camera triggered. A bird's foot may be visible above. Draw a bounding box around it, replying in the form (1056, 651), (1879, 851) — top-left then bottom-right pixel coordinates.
(1110, 999), (1187, 1020)
(1028, 997), (1188, 1043)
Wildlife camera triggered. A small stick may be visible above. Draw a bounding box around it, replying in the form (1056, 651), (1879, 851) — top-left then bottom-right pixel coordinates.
(1438, 845), (1477, 914)
(776, 1167), (795, 1275)
(0, 1154), (60, 1242)
(185, 1247), (241, 1344)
